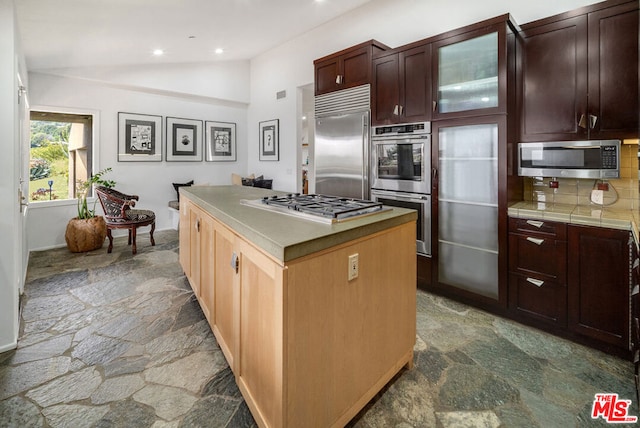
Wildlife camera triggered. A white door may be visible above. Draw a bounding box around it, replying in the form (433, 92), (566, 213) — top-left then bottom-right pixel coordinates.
(17, 72), (29, 293)
(0, 2), (22, 350)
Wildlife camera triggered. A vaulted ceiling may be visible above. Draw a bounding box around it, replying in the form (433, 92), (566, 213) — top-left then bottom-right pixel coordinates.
(15, 0), (374, 70)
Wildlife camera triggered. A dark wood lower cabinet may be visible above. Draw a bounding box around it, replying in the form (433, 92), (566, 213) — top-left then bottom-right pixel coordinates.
(507, 218), (634, 358)
(508, 233), (567, 283)
(633, 279), (640, 401)
(508, 273), (567, 327)
(508, 218), (568, 328)
(417, 255), (431, 289)
(567, 224), (631, 350)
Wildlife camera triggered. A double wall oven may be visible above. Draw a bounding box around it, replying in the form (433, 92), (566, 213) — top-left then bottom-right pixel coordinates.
(370, 122), (431, 256)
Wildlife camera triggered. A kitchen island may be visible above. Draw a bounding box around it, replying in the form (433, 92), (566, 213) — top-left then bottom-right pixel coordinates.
(179, 185), (417, 428)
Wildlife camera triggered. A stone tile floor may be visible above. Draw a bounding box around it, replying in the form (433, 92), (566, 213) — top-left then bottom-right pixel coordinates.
(0, 229), (637, 427)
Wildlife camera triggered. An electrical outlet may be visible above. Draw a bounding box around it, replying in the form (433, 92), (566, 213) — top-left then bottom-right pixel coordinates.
(348, 253), (359, 281)
(591, 189), (604, 205)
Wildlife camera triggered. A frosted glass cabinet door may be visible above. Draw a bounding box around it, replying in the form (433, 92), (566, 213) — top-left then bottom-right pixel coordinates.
(437, 122), (499, 300)
(436, 32), (498, 114)
(438, 123), (498, 204)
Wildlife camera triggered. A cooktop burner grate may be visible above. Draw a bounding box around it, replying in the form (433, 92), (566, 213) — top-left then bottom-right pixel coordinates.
(259, 194), (385, 220)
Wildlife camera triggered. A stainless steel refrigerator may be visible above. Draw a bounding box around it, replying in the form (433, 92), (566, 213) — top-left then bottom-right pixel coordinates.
(314, 85), (370, 200)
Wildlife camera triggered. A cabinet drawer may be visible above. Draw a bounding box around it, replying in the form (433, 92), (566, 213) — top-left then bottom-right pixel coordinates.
(509, 233), (567, 283)
(509, 217), (567, 239)
(509, 273), (567, 327)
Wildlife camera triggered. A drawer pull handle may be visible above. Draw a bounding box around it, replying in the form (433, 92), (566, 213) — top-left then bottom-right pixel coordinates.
(526, 278), (545, 287)
(526, 237), (545, 246)
(526, 220), (544, 228)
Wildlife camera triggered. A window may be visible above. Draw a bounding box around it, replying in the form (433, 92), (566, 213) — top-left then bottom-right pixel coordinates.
(29, 111), (93, 202)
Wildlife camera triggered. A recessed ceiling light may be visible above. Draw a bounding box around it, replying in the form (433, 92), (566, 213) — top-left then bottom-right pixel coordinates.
(188, 35), (196, 39)
(153, 49), (164, 56)
(215, 48), (224, 55)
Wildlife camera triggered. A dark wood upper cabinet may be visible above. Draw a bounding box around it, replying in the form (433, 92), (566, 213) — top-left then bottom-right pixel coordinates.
(314, 40), (389, 96)
(587, 3), (639, 139)
(519, 16), (588, 141)
(431, 19), (518, 120)
(519, 1), (639, 142)
(372, 44), (431, 125)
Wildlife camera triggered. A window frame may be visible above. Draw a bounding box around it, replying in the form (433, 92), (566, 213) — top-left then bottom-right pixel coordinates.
(27, 105), (101, 206)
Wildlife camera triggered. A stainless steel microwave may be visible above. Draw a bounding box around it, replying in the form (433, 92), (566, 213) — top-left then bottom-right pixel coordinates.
(517, 140), (620, 179)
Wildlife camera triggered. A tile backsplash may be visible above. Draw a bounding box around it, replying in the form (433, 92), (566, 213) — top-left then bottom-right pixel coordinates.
(523, 141), (639, 210)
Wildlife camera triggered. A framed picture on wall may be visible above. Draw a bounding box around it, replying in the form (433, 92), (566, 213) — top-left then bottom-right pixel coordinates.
(166, 117), (203, 162)
(117, 112), (162, 162)
(205, 121), (236, 162)
(259, 119), (279, 161)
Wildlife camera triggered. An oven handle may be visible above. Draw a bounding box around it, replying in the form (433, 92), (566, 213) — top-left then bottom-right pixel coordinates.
(371, 189), (430, 200)
(371, 134), (431, 142)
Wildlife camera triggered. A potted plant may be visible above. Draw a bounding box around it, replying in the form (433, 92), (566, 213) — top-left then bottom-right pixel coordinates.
(65, 167), (116, 253)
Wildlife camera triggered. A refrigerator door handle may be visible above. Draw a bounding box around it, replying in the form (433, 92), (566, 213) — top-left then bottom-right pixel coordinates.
(362, 113), (369, 199)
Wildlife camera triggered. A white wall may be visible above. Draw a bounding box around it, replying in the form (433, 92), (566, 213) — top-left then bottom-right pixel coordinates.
(246, 0), (601, 191)
(0, 0), (22, 351)
(27, 66), (250, 250)
(24, 0), (602, 250)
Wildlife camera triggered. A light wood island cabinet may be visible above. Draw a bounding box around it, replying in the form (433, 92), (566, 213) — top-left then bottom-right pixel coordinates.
(179, 186), (417, 427)
(179, 198), (214, 321)
(211, 217), (237, 370)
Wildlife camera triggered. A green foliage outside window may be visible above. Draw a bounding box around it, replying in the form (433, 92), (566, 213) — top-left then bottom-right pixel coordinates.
(29, 120), (71, 201)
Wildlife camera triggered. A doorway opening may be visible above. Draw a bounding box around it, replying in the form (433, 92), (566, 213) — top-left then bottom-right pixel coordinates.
(297, 83), (315, 194)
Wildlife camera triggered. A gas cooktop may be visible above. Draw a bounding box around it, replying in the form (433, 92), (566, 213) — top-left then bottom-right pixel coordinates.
(241, 193), (389, 224)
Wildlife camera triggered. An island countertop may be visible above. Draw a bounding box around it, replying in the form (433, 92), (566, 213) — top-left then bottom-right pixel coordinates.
(180, 185), (417, 262)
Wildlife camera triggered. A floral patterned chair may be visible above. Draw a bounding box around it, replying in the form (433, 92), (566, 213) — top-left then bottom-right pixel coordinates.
(95, 186), (155, 254)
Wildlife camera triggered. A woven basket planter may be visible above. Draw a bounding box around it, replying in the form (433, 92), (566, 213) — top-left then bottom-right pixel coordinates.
(65, 216), (107, 253)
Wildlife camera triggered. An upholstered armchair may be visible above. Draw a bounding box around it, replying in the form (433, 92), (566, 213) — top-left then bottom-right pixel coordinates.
(95, 186), (155, 254)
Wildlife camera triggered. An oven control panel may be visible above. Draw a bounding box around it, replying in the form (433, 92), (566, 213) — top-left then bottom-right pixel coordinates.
(373, 122), (431, 136)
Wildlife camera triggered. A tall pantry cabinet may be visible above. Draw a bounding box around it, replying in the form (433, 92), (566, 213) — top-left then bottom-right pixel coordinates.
(429, 15), (520, 308)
